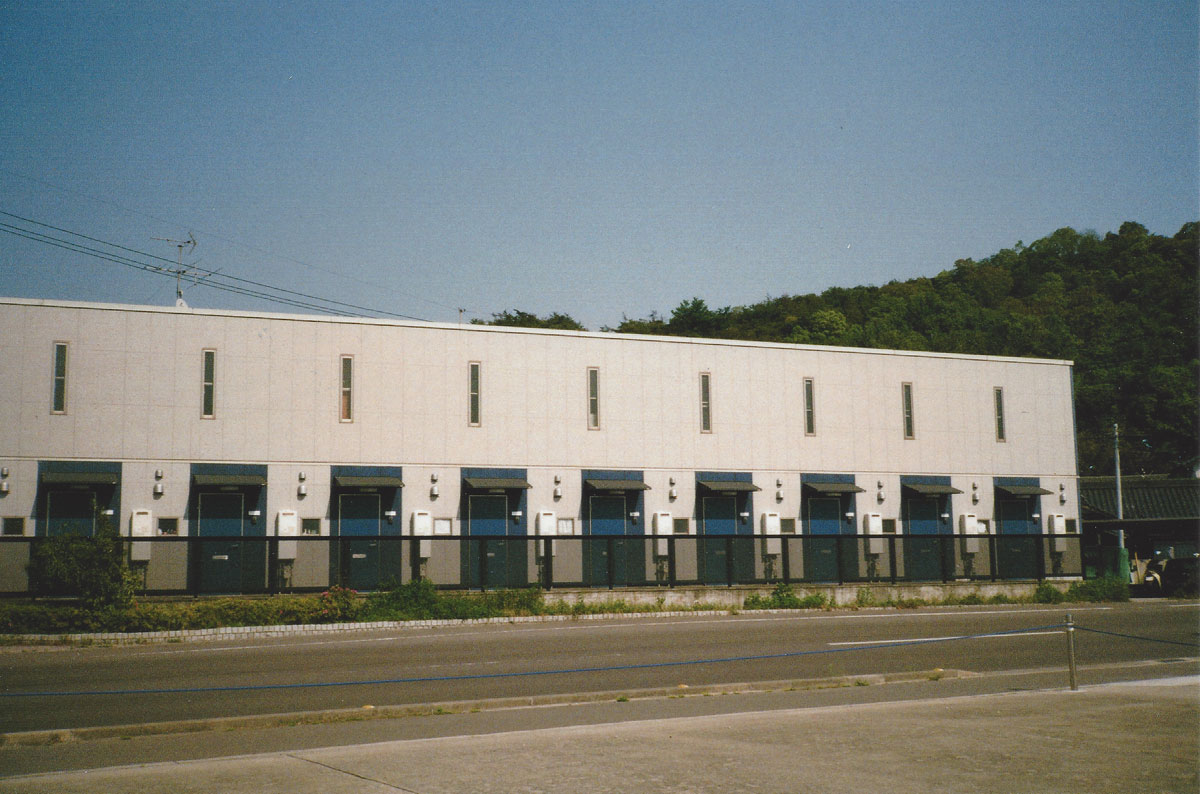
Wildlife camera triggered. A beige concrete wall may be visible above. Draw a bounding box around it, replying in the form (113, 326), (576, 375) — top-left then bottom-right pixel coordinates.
(0, 299), (1080, 536)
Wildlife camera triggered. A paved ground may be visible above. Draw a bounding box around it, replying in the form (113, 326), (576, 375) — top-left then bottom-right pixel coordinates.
(1, 675), (1196, 794)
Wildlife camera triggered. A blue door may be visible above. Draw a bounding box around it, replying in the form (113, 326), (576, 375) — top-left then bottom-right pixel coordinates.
(806, 498), (843, 581)
(701, 496), (737, 584)
(468, 495), (510, 588)
(997, 499), (1038, 579)
(903, 497), (942, 580)
(339, 493), (381, 590)
(46, 490), (95, 537)
(197, 492), (243, 593)
(587, 495), (627, 586)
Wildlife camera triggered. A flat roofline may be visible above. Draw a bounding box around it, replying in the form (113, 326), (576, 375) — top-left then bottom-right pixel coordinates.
(0, 297), (1074, 367)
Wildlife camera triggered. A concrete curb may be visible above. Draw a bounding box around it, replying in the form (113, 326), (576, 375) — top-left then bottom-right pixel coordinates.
(0, 668), (972, 747)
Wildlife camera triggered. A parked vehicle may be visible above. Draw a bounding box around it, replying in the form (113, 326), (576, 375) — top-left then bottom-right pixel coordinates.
(1160, 556), (1199, 596)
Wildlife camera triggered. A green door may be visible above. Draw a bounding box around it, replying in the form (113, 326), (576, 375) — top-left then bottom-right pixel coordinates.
(806, 497), (843, 582)
(903, 497), (943, 581)
(468, 495), (510, 589)
(996, 499), (1038, 579)
(586, 495), (627, 586)
(339, 493), (382, 590)
(701, 496), (737, 584)
(197, 492), (243, 593)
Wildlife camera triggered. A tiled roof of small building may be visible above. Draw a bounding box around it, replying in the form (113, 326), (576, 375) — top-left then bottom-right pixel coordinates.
(1080, 476), (1200, 521)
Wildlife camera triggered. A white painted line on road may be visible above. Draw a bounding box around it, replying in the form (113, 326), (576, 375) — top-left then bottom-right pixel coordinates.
(128, 606), (1116, 656)
(829, 631), (1062, 646)
(1168, 603), (1200, 608)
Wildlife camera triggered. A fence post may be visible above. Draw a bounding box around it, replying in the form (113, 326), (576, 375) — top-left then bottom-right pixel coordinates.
(667, 536), (677, 587)
(1065, 611), (1078, 691)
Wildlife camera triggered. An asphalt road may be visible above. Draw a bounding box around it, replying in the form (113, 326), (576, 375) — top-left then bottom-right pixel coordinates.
(1, 601), (1196, 735)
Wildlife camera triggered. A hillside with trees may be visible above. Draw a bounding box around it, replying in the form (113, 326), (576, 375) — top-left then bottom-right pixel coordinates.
(480, 222), (1199, 476)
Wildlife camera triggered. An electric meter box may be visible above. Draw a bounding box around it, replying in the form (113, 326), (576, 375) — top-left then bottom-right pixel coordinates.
(760, 512), (781, 555)
(130, 509), (153, 561)
(863, 513), (885, 554)
(958, 513), (981, 554)
(1047, 513), (1068, 551)
(411, 511), (433, 558)
(652, 511), (673, 556)
(276, 510), (299, 560)
(535, 510), (557, 557)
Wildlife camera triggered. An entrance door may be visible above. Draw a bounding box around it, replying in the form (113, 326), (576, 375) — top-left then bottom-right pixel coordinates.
(468, 495), (509, 588)
(805, 497), (844, 581)
(197, 492), (243, 593)
(587, 495), (626, 586)
(47, 490), (95, 537)
(701, 496), (737, 584)
(339, 493), (381, 590)
(903, 497), (942, 581)
(996, 499), (1038, 579)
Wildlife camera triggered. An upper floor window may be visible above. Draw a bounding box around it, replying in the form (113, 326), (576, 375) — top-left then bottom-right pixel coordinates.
(994, 387), (1006, 441)
(51, 342), (68, 413)
(202, 350), (216, 418)
(699, 372), (712, 432)
(902, 382), (915, 439)
(587, 367), (600, 429)
(803, 377), (816, 435)
(468, 362), (481, 426)
(340, 355), (353, 422)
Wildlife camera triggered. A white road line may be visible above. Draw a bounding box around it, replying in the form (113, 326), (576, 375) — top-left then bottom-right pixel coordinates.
(828, 630), (1063, 646)
(129, 606), (1116, 656)
(1168, 603), (1200, 608)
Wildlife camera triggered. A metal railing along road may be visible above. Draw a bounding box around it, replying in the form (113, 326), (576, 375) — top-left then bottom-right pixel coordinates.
(0, 533), (1085, 597)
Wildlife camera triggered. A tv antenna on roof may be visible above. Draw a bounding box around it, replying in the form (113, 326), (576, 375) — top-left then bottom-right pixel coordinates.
(151, 233), (198, 307)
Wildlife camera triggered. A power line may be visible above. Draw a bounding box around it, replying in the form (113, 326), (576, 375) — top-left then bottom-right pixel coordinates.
(0, 211), (432, 321)
(0, 167), (490, 318)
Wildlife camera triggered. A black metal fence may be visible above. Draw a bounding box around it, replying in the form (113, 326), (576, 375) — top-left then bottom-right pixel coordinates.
(0, 533), (1086, 597)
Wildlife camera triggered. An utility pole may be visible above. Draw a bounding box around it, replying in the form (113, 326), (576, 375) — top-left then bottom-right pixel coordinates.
(1113, 423), (1124, 549)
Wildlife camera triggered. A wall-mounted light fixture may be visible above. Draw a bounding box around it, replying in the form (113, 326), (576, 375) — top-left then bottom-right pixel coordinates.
(668, 477), (676, 486)
(739, 511), (750, 524)
(877, 480), (885, 503)
(1031, 513), (1041, 522)
(511, 510), (523, 524)
(553, 474), (561, 484)
(0, 467), (9, 478)
(844, 511), (855, 523)
(940, 512), (950, 523)
(430, 484), (439, 498)
(154, 469), (163, 480)
(630, 511), (640, 525)
(0, 482), (9, 494)
(384, 510), (397, 523)
(553, 486), (562, 500)
(298, 471), (306, 482)
(154, 482), (164, 496)
(776, 478), (783, 487)
(776, 489), (783, 502)
(248, 510), (261, 523)
(1059, 483), (1066, 505)
(431, 472), (438, 483)
(971, 481), (979, 505)
(298, 483), (307, 497)
(668, 488), (677, 501)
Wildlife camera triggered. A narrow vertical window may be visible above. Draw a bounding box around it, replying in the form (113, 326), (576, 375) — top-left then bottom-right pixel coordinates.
(202, 349), (216, 418)
(587, 367), (600, 429)
(902, 382), (915, 439)
(994, 387), (1006, 441)
(340, 355), (353, 422)
(51, 342), (68, 413)
(699, 372), (712, 432)
(468, 362), (481, 426)
(803, 377), (816, 435)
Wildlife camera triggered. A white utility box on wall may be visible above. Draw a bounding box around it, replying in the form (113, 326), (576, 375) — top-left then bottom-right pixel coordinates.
(411, 510), (433, 558)
(535, 510), (557, 557)
(958, 513), (982, 554)
(863, 512), (885, 554)
(652, 511), (673, 556)
(130, 509), (153, 561)
(760, 511), (781, 555)
(276, 510), (299, 560)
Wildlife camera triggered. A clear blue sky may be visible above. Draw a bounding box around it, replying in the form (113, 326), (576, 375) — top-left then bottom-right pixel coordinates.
(1, 1), (1196, 329)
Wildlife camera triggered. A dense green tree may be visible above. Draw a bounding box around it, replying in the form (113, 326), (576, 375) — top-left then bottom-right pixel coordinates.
(472, 309), (587, 331)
